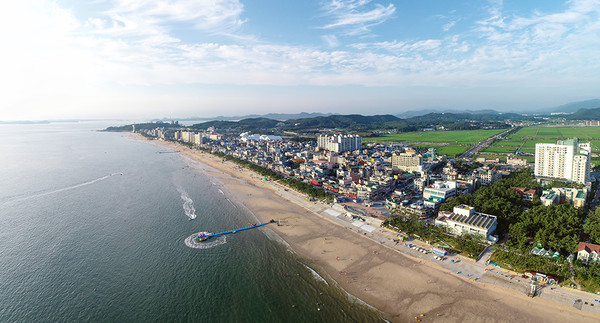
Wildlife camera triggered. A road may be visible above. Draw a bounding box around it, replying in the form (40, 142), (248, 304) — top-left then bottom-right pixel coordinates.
(459, 127), (518, 159)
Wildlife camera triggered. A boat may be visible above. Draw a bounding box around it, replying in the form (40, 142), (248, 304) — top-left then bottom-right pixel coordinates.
(197, 233), (212, 242)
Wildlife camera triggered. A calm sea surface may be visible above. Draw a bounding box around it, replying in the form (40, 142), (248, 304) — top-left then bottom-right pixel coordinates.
(0, 122), (383, 322)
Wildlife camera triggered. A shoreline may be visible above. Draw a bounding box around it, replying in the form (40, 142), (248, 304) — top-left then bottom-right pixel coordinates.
(136, 135), (599, 322)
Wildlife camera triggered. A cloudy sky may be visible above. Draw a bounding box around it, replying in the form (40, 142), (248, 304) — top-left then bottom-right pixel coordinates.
(1, 0), (600, 120)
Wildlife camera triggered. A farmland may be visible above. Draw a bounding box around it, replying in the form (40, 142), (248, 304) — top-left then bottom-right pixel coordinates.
(483, 125), (600, 156)
(363, 129), (505, 157)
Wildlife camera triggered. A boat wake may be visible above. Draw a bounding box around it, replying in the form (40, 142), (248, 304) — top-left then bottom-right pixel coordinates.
(184, 232), (226, 249)
(177, 188), (197, 220)
(2, 173), (123, 205)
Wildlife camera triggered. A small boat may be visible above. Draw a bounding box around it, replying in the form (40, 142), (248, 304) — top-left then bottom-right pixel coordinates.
(197, 233), (212, 242)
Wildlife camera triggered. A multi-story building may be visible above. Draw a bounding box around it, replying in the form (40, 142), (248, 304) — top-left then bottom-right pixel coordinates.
(435, 205), (497, 242)
(507, 155), (527, 166)
(540, 187), (587, 209)
(473, 167), (502, 186)
(423, 181), (457, 207)
(510, 187), (536, 202)
(193, 133), (203, 145)
(180, 131), (193, 143)
(577, 242), (600, 264)
(535, 138), (591, 184)
(391, 152), (422, 172)
(317, 134), (362, 153)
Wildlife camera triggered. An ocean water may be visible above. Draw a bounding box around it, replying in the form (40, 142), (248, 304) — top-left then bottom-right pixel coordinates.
(0, 122), (384, 322)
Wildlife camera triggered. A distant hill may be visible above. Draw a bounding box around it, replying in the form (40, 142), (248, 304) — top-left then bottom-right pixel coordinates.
(284, 114), (401, 129)
(155, 112), (333, 122)
(104, 122), (176, 132)
(188, 112), (518, 132)
(107, 112), (517, 134)
(191, 117), (280, 131)
(409, 111), (524, 123)
(566, 107), (600, 120)
(551, 99), (600, 113)
(396, 109), (501, 118)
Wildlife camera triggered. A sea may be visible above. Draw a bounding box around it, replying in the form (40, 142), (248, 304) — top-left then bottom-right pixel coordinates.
(0, 121), (384, 322)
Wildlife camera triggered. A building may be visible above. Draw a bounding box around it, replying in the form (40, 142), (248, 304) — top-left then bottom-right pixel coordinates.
(423, 181), (457, 208)
(473, 167), (502, 186)
(534, 138), (591, 184)
(391, 151), (423, 172)
(577, 242), (600, 264)
(507, 155), (527, 166)
(180, 131), (193, 143)
(510, 187), (536, 202)
(435, 205), (497, 242)
(317, 134), (361, 153)
(193, 133), (203, 145)
(240, 132), (283, 141)
(442, 162), (458, 181)
(540, 187), (587, 209)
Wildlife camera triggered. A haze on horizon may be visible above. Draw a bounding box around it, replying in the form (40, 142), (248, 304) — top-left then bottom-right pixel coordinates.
(1, 0), (599, 121)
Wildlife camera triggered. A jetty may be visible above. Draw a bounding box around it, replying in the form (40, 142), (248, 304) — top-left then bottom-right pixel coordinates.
(197, 219), (276, 242)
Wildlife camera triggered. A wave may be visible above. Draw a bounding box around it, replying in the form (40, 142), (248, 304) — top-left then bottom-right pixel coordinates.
(304, 264), (329, 286)
(3, 173), (123, 205)
(177, 188), (197, 220)
(184, 232), (226, 249)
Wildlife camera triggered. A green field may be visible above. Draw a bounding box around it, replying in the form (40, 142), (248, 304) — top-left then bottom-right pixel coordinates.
(363, 129), (506, 157)
(364, 129), (505, 144)
(494, 126), (600, 153)
(481, 146), (517, 154)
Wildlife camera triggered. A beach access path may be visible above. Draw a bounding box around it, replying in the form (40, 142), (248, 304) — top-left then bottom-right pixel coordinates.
(140, 136), (600, 323)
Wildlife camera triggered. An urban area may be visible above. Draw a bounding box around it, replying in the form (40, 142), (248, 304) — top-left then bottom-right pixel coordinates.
(129, 119), (600, 309)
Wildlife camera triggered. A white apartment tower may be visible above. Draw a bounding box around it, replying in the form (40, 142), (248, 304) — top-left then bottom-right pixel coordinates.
(535, 138), (591, 184)
(317, 134), (362, 153)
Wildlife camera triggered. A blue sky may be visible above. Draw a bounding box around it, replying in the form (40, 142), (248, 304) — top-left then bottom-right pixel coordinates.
(1, 0), (599, 120)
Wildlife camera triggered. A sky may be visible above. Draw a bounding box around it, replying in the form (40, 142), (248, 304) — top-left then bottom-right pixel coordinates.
(1, 0), (600, 120)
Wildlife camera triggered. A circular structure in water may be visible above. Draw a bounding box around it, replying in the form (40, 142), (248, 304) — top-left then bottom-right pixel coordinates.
(184, 232), (226, 249)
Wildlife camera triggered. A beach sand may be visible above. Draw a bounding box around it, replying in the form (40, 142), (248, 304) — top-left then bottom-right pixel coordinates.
(141, 136), (599, 322)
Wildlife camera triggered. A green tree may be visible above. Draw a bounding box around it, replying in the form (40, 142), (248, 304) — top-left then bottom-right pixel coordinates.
(584, 208), (600, 244)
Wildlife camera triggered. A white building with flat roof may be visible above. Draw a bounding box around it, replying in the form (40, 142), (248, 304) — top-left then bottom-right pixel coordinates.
(391, 152), (422, 172)
(317, 134), (361, 153)
(535, 138), (591, 184)
(435, 205), (497, 242)
(423, 181), (456, 207)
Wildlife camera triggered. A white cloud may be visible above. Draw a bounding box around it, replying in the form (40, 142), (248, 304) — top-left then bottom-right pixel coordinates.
(442, 21), (456, 32)
(322, 34), (340, 47)
(2, 0), (600, 119)
(320, 0), (396, 35)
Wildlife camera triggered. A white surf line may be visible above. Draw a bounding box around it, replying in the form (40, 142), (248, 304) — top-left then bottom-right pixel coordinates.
(226, 198), (237, 208)
(304, 264), (329, 286)
(3, 173), (123, 205)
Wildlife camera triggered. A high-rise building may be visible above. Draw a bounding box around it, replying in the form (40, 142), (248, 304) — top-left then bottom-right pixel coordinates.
(317, 134), (361, 153)
(391, 152), (423, 172)
(534, 138), (591, 184)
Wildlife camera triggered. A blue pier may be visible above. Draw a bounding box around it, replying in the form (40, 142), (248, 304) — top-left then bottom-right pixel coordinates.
(197, 220), (275, 241)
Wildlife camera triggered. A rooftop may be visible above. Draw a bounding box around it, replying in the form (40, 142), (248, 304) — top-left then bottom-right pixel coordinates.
(447, 212), (496, 230)
(578, 242), (600, 254)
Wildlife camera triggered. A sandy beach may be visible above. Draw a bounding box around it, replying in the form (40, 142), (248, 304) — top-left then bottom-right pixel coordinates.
(142, 136), (599, 322)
